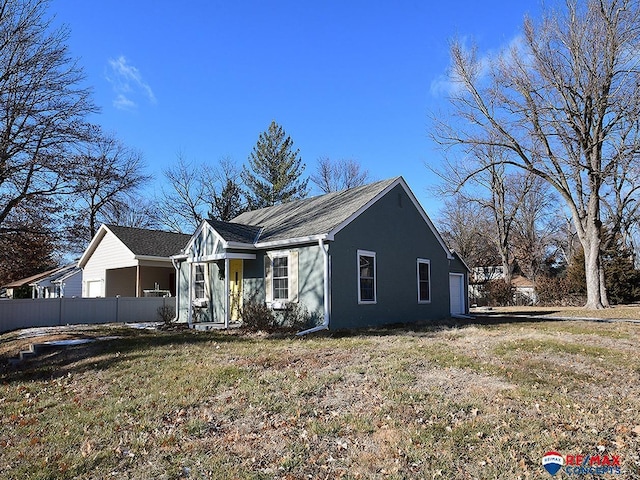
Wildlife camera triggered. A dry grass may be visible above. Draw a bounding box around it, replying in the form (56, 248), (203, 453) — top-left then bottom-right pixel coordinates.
(1, 319), (639, 479)
(473, 304), (640, 320)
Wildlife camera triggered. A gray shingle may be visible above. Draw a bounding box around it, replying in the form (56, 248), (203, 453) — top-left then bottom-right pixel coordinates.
(204, 219), (261, 244)
(107, 225), (191, 257)
(230, 177), (399, 243)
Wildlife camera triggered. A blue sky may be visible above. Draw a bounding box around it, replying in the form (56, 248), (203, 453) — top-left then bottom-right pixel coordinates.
(49, 0), (549, 219)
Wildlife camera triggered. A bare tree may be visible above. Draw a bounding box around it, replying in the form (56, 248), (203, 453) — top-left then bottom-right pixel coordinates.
(204, 157), (246, 221)
(0, 0), (97, 235)
(157, 155), (245, 232)
(311, 157), (370, 193)
(66, 133), (151, 250)
(433, 0), (640, 308)
(157, 154), (207, 233)
(437, 195), (500, 269)
(101, 197), (160, 230)
(436, 146), (538, 284)
(511, 177), (562, 282)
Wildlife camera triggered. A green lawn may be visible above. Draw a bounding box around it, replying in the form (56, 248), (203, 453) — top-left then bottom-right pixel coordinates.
(1, 320), (639, 479)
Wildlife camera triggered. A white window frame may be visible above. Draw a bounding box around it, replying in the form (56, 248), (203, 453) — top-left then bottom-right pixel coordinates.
(417, 258), (431, 304)
(271, 253), (289, 301)
(358, 250), (377, 304)
(194, 264), (206, 300)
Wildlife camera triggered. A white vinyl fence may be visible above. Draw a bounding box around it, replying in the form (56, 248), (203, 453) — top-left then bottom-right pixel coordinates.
(0, 297), (176, 334)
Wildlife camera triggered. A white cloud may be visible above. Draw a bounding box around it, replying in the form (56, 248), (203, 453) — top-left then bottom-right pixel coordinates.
(430, 34), (528, 98)
(113, 93), (137, 111)
(106, 55), (157, 110)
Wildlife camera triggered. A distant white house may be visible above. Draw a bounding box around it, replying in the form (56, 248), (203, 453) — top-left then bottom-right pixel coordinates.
(30, 263), (82, 298)
(1, 263), (82, 299)
(470, 266), (537, 305)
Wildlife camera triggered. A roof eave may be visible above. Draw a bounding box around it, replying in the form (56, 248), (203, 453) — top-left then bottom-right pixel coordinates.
(254, 234), (329, 249)
(135, 255), (175, 263)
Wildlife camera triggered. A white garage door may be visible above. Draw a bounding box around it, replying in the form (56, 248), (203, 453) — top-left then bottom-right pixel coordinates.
(449, 274), (464, 315)
(87, 280), (103, 298)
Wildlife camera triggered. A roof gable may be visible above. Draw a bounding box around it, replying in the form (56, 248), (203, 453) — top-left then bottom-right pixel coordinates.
(195, 177), (453, 258)
(79, 224), (191, 267)
(232, 177), (400, 245)
(205, 219), (261, 245)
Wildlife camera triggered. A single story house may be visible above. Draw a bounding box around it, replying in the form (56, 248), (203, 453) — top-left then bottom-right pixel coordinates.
(79, 224), (191, 298)
(30, 262), (82, 298)
(2, 267), (64, 299)
(172, 177), (469, 332)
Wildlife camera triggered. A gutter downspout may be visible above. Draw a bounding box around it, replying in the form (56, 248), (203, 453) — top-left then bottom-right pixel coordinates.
(297, 238), (330, 336)
(170, 257), (181, 324)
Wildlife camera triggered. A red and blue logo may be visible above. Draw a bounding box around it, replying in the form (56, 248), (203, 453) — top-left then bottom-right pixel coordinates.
(541, 451), (622, 476)
(542, 451), (564, 475)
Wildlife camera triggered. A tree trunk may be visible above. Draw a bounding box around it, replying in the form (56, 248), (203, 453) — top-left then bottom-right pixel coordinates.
(582, 225), (605, 309)
(598, 265), (610, 308)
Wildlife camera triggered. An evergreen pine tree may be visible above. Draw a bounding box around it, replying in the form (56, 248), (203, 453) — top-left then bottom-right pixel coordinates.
(242, 121), (309, 209)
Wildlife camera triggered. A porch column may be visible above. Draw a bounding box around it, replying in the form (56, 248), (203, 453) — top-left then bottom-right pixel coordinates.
(136, 265), (141, 297)
(187, 262), (193, 328)
(224, 258), (230, 328)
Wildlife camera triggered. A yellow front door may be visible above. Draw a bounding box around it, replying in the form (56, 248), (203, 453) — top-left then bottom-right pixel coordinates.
(229, 259), (243, 321)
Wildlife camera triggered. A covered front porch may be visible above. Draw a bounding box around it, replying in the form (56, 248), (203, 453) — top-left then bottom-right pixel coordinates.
(184, 253), (257, 328)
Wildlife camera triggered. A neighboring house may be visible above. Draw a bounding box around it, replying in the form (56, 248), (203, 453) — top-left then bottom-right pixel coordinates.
(172, 177), (469, 332)
(512, 275), (537, 305)
(30, 262), (82, 298)
(470, 266), (537, 305)
(471, 265), (505, 283)
(79, 224), (191, 298)
(2, 268), (61, 299)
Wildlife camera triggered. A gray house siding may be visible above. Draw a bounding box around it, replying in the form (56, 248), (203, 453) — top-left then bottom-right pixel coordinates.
(173, 177), (456, 330)
(241, 253), (264, 307)
(295, 243), (325, 320)
(175, 244), (324, 324)
(329, 184), (450, 329)
(243, 244), (324, 320)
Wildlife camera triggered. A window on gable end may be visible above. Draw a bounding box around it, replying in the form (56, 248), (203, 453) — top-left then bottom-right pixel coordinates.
(358, 250), (376, 303)
(417, 259), (431, 303)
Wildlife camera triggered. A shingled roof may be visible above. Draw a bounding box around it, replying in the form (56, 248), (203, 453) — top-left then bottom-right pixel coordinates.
(184, 177), (453, 258)
(230, 177), (399, 244)
(105, 225), (191, 257)
(206, 177), (398, 245)
(204, 219), (261, 245)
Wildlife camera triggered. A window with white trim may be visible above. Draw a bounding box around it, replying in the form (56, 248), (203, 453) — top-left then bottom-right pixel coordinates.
(194, 264), (206, 299)
(358, 250), (376, 303)
(272, 256), (289, 300)
(417, 259), (431, 303)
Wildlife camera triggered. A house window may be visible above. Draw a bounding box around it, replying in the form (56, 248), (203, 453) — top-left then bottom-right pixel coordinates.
(194, 264), (206, 299)
(272, 256), (289, 300)
(358, 250), (376, 303)
(417, 259), (431, 303)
